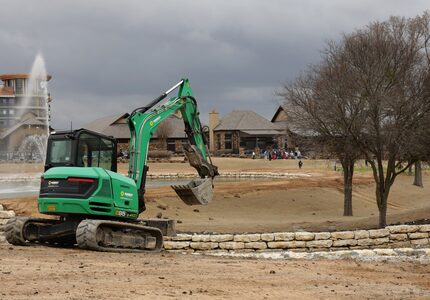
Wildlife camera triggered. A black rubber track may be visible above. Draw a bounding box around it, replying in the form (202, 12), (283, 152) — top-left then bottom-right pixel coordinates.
(5, 217), (29, 246)
(76, 219), (163, 253)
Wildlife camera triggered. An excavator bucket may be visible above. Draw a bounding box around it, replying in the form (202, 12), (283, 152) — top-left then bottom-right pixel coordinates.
(171, 177), (214, 205)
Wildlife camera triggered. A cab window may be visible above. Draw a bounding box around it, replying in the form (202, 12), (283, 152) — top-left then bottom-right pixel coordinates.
(49, 140), (72, 163)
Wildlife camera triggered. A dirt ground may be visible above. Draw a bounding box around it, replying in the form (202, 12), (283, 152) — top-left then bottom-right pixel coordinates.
(1, 158), (430, 232)
(0, 245), (429, 300)
(1, 158), (430, 299)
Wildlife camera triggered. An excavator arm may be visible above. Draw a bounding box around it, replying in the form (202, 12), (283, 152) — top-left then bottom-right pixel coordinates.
(127, 79), (218, 211)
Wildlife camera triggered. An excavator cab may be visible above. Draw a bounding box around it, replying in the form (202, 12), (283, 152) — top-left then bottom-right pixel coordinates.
(45, 129), (117, 172)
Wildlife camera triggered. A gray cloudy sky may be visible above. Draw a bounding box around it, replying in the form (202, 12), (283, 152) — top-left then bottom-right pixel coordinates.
(0, 0), (428, 129)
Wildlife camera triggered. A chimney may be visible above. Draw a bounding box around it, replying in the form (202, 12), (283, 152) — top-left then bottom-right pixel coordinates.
(208, 110), (220, 152)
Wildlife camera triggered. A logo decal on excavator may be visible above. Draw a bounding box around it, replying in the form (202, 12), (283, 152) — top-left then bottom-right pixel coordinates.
(150, 116), (161, 127)
(120, 191), (133, 198)
(48, 181), (59, 187)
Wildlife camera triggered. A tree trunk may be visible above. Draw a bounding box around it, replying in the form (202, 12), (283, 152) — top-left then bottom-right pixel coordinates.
(341, 157), (354, 216)
(413, 161), (423, 187)
(378, 200), (387, 228)
(408, 163), (413, 176)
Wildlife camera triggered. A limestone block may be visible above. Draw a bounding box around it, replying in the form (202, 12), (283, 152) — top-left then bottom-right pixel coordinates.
(190, 242), (218, 250)
(229, 249), (255, 253)
(354, 230), (369, 239)
(332, 239), (357, 247)
(233, 234), (260, 242)
(0, 225), (4, 232)
(408, 232), (429, 239)
(244, 242), (267, 250)
(171, 234), (193, 241)
(295, 232), (315, 241)
(372, 237), (390, 245)
(0, 204), (3, 210)
(410, 238), (429, 246)
(0, 235), (6, 243)
(204, 250), (230, 254)
(0, 219), (11, 225)
(219, 242), (245, 250)
(260, 233), (274, 241)
(166, 249), (195, 254)
(273, 232), (295, 241)
(389, 241), (411, 248)
(267, 241), (306, 249)
(386, 225), (418, 234)
(394, 248), (416, 256)
(389, 234), (408, 241)
(331, 231), (354, 240)
(414, 249), (430, 256)
(0, 211), (15, 219)
(314, 232), (331, 240)
(350, 246), (368, 250)
(368, 229), (389, 238)
(306, 240), (333, 248)
(418, 225), (430, 233)
(373, 249), (396, 257)
(289, 248), (308, 253)
(191, 235), (212, 242)
(357, 239), (373, 246)
(163, 241), (190, 250)
(210, 234), (234, 242)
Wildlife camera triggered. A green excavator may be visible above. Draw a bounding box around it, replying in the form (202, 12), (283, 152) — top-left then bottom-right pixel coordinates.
(5, 79), (218, 252)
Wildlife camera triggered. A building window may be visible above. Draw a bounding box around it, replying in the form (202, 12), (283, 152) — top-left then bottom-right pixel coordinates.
(225, 133), (232, 149)
(2, 109), (7, 115)
(9, 98), (14, 105)
(9, 109), (14, 115)
(16, 79), (23, 94)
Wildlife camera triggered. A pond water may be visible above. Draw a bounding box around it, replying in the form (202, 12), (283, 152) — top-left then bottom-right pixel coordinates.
(0, 177), (273, 199)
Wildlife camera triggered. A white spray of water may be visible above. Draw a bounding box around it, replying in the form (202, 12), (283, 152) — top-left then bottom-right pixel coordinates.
(17, 53), (50, 162)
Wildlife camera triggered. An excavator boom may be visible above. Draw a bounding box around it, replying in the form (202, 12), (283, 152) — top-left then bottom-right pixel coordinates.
(127, 79), (218, 209)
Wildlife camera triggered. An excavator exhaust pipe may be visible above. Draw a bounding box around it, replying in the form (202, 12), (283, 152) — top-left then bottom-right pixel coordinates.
(171, 177), (214, 205)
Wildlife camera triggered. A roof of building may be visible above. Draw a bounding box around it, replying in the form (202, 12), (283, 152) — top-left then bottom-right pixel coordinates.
(0, 86), (14, 97)
(82, 113), (130, 139)
(0, 113), (44, 139)
(214, 110), (282, 135)
(270, 105), (317, 136)
(0, 73), (52, 81)
(271, 105), (286, 122)
(82, 113), (187, 140)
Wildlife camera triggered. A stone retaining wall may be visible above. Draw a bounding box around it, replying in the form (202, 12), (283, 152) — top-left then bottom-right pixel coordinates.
(0, 204), (15, 244)
(164, 225), (430, 252)
(146, 172), (310, 179)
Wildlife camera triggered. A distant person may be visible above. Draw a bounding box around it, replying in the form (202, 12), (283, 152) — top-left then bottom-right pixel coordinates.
(298, 160), (303, 169)
(268, 151), (272, 161)
(252, 151), (256, 159)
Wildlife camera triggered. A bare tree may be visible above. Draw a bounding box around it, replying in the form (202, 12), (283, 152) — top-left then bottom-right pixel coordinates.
(335, 14), (430, 227)
(278, 61), (362, 216)
(279, 12), (430, 226)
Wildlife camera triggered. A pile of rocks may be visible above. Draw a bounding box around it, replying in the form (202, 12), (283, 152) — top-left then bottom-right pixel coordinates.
(205, 247), (430, 262)
(0, 204), (15, 244)
(163, 225), (430, 253)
